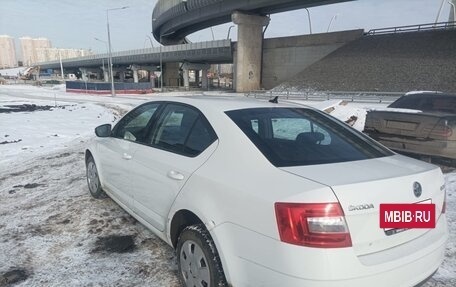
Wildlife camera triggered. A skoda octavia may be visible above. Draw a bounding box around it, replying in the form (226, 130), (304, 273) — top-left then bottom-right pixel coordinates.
(85, 96), (447, 287)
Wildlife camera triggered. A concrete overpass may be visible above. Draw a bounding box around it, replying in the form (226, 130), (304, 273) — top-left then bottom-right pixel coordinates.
(38, 40), (232, 88)
(39, 40), (232, 69)
(152, 0), (353, 44)
(38, 0), (357, 92)
(152, 0), (353, 92)
(36, 29), (364, 92)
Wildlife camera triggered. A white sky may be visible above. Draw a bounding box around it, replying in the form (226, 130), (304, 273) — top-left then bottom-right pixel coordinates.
(0, 0), (452, 59)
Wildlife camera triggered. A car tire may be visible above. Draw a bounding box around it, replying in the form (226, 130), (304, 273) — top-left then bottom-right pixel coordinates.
(86, 156), (106, 199)
(177, 224), (227, 287)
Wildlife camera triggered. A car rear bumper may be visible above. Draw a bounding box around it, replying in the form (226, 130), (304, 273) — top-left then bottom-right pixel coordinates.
(367, 132), (456, 160)
(212, 215), (447, 287)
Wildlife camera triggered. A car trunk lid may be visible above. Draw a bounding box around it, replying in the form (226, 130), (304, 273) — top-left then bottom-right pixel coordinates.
(280, 155), (445, 255)
(365, 109), (445, 139)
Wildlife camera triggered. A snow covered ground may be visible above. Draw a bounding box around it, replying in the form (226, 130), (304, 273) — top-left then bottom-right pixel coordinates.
(0, 67), (27, 77)
(0, 85), (454, 286)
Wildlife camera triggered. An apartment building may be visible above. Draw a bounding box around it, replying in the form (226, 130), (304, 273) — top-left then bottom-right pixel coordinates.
(0, 35), (17, 68)
(20, 37), (52, 66)
(35, 47), (93, 63)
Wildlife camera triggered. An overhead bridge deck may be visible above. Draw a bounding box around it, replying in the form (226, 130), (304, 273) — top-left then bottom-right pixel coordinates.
(38, 40), (232, 70)
(152, 0), (353, 43)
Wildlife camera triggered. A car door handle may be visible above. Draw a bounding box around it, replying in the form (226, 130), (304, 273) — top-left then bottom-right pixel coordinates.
(122, 153), (132, 160)
(167, 170), (184, 181)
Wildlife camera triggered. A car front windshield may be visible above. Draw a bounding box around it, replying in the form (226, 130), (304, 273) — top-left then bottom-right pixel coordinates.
(226, 108), (393, 167)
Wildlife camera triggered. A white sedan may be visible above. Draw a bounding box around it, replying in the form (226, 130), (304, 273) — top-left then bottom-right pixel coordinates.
(85, 96), (447, 287)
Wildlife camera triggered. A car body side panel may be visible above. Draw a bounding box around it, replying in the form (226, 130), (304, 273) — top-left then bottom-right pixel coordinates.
(167, 110), (339, 284)
(129, 141), (218, 232)
(169, 160), (337, 285)
(167, 106), (338, 239)
(94, 137), (138, 206)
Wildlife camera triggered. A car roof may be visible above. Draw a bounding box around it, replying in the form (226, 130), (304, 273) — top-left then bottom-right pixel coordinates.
(404, 91), (450, 96)
(146, 95), (313, 112)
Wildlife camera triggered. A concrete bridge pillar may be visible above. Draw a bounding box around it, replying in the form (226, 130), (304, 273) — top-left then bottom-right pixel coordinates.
(144, 67), (157, 88)
(183, 68), (190, 90)
(232, 11), (270, 92)
(163, 62), (180, 87)
(101, 67), (109, 82)
(79, 68), (89, 81)
(131, 65), (140, 83)
(183, 63), (210, 90)
(202, 68), (209, 90)
(195, 71), (200, 86)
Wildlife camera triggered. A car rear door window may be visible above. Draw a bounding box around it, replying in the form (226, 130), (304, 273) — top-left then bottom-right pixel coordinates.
(112, 103), (160, 143)
(184, 117), (217, 156)
(150, 104), (217, 156)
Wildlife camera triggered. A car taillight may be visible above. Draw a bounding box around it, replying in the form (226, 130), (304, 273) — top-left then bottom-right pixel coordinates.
(429, 120), (453, 139)
(275, 202), (352, 248)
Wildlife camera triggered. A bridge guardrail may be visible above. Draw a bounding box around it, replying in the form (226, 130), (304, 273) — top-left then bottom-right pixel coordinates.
(365, 21), (456, 36)
(245, 90), (403, 104)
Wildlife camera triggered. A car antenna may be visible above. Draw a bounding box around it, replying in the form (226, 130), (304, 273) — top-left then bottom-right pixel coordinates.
(269, 96), (279, 103)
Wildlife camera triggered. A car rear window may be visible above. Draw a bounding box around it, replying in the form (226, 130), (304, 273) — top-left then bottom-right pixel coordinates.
(226, 108), (393, 167)
(389, 94), (456, 113)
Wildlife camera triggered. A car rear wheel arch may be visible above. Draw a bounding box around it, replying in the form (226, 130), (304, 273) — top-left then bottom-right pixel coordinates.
(170, 209), (204, 248)
(177, 223), (227, 287)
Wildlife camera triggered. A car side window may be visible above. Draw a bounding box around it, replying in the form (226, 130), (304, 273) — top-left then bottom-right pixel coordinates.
(150, 104), (216, 156)
(426, 96), (456, 113)
(113, 103), (160, 143)
(184, 117), (217, 156)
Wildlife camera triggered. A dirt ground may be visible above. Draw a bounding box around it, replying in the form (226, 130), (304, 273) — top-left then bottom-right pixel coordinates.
(0, 141), (181, 286)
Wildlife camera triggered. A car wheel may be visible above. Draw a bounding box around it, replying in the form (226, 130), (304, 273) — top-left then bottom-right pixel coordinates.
(177, 224), (227, 287)
(86, 156), (105, 199)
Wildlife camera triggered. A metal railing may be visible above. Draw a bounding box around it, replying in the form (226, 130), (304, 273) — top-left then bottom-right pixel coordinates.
(365, 21), (456, 36)
(245, 90), (403, 104)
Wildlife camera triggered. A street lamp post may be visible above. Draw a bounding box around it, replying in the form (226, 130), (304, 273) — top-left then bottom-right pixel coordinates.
(436, 0), (446, 23)
(210, 27), (215, 40)
(58, 50), (64, 79)
(152, 17), (174, 93)
(304, 8), (312, 34)
(145, 35), (154, 48)
(449, 1), (456, 22)
(106, 6), (129, 97)
(160, 34), (163, 92)
(94, 37), (110, 81)
(226, 25), (235, 39)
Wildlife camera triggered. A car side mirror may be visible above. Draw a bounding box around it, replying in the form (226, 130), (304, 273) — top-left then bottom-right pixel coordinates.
(95, 124), (112, 137)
